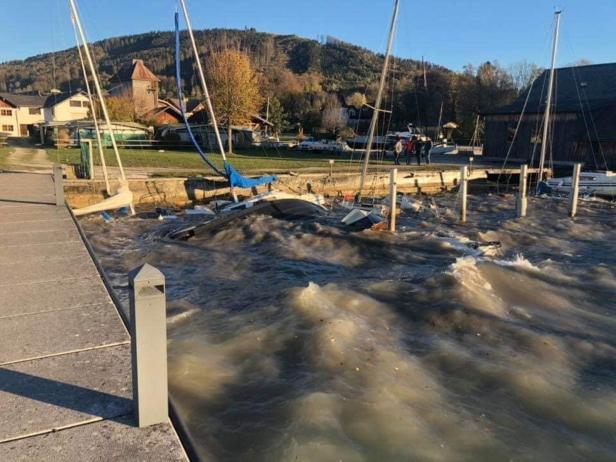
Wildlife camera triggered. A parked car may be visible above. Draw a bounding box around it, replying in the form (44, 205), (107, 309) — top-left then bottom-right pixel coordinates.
(298, 139), (352, 153)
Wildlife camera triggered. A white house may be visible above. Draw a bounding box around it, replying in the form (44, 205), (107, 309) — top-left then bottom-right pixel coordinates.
(0, 91), (90, 137)
(43, 92), (90, 123)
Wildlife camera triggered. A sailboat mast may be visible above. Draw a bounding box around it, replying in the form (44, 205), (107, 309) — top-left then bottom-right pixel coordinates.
(178, 0), (227, 162)
(71, 15), (110, 193)
(357, 0), (401, 202)
(537, 11), (561, 192)
(67, 0), (128, 183)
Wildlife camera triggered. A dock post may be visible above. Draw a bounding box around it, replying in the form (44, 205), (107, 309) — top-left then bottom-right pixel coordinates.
(129, 264), (168, 428)
(388, 168), (397, 233)
(459, 166), (468, 223)
(53, 163), (64, 207)
(568, 163), (582, 218)
(516, 164), (528, 218)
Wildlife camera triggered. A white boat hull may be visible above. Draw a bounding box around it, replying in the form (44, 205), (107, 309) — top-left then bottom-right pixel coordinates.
(73, 181), (133, 216)
(545, 171), (616, 196)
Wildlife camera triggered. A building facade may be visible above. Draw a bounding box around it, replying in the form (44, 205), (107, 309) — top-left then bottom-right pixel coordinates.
(484, 63), (616, 171)
(0, 92), (90, 137)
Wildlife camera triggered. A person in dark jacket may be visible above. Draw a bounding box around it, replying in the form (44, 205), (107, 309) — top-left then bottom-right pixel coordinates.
(424, 138), (433, 165)
(414, 137), (422, 166)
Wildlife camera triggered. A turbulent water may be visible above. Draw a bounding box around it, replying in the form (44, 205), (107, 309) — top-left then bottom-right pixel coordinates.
(81, 193), (616, 462)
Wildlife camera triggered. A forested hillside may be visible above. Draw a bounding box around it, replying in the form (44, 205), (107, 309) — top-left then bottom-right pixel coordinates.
(0, 29), (538, 139)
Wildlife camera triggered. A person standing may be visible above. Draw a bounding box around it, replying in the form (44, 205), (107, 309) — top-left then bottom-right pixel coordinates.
(406, 136), (416, 165)
(414, 137), (422, 166)
(424, 138), (433, 165)
(393, 137), (403, 165)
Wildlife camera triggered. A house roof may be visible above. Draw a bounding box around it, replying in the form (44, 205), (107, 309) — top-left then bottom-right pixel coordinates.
(164, 98), (204, 113)
(488, 62), (616, 115)
(42, 91), (88, 108)
(0, 91), (87, 109)
(112, 59), (160, 83)
(0, 93), (47, 108)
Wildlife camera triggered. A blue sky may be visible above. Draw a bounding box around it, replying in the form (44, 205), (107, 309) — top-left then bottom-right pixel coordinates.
(0, 0), (614, 70)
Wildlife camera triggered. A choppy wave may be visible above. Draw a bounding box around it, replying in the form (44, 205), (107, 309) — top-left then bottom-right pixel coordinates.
(82, 193), (616, 462)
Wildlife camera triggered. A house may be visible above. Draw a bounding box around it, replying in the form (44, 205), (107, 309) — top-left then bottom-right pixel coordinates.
(142, 98), (208, 125)
(483, 62), (616, 170)
(109, 59), (160, 117)
(43, 91), (90, 123)
(0, 93), (45, 137)
(0, 91), (90, 137)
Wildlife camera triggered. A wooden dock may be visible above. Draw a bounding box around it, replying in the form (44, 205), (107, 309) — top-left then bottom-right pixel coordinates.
(0, 172), (186, 460)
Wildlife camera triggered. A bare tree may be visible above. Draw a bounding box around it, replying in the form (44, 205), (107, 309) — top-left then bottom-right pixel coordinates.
(508, 60), (543, 93)
(321, 93), (347, 136)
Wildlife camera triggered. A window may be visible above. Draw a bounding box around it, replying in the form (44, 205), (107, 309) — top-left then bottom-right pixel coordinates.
(1, 125), (14, 132)
(70, 100), (82, 108)
(82, 101), (90, 107)
(0, 109), (11, 116)
(29, 107), (40, 115)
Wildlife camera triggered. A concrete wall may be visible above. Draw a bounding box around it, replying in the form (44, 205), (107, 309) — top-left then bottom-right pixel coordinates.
(63, 169), (472, 210)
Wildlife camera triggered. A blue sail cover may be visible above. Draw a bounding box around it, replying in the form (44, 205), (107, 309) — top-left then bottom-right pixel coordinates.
(224, 162), (277, 189)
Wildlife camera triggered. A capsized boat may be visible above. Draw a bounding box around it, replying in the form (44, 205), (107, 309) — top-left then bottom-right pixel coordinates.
(167, 191), (327, 240)
(544, 171), (616, 196)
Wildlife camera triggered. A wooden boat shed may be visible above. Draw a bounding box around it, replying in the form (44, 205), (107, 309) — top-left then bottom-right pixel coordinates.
(483, 62), (616, 170)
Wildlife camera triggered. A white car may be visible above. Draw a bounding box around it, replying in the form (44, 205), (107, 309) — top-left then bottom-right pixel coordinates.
(298, 139), (351, 153)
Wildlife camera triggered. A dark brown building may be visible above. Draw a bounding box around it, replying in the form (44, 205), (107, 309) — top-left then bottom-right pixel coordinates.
(484, 63), (616, 171)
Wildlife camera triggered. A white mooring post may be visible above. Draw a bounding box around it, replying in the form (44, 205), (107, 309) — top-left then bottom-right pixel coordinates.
(459, 166), (468, 223)
(568, 163), (582, 218)
(388, 168), (398, 233)
(516, 164), (528, 218)
(53, 163), (64, 207)
(129, 263), (168, 428)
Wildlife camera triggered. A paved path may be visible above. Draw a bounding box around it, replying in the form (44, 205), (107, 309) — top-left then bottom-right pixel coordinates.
(0, 172), (187, 461)
(4, 147), (52, 173)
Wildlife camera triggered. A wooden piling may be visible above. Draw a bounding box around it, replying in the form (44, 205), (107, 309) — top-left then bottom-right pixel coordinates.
(568, 163), (582, 218)
(516, 164), (528, 218)
(388, 168), (397, 233)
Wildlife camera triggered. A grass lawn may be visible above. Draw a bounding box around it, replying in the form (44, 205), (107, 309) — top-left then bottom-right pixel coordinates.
(45, 146), (390, 173)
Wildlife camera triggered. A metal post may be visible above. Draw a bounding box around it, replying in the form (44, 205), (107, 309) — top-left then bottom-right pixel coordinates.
(85, 139), (94, 180)
(129, 264), (168, 428)
(568, 163), (582, 218)
(459, 166), (468, 223)
(388, 168), (398, 233)
(516, 164), (528, 218)
(53, 163), (64, 207)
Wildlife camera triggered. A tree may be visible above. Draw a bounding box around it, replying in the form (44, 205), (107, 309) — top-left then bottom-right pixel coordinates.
(508, 60), (542, 93)
(321, 93), (347, 136)
(104, 96), (135, 122)
(345, 92), (367, 109)
(206, 48), (261, 153)
(267, 97), (287, 137)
